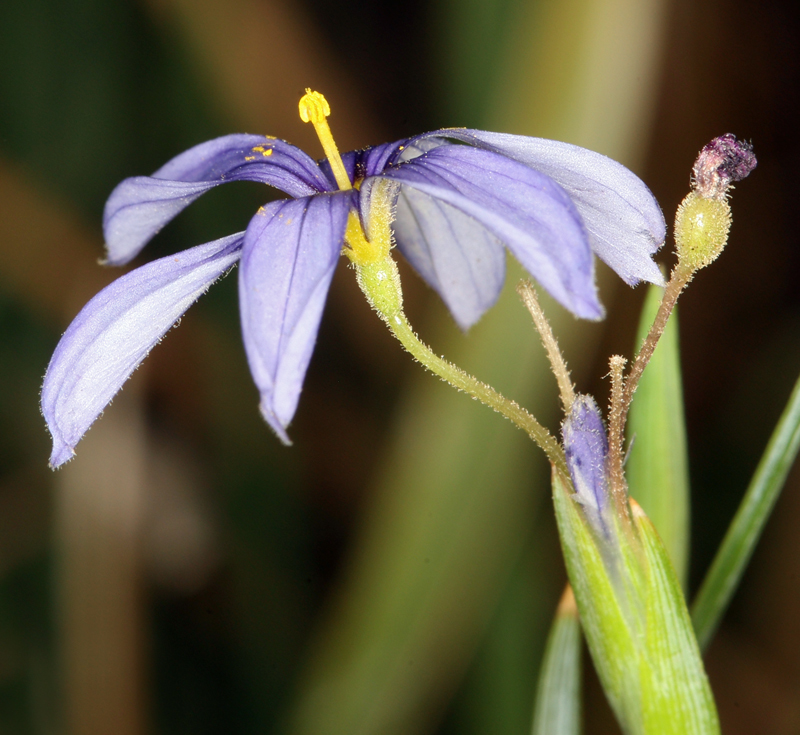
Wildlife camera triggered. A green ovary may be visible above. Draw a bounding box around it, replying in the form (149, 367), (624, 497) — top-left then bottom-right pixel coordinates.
(674, 192), (732, 273)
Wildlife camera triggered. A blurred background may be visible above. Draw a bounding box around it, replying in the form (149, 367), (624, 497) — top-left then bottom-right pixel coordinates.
(1, 0), (799, 733)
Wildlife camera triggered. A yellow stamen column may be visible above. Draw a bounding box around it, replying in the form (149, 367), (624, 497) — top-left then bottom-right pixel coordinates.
(298, 90), (352, 191)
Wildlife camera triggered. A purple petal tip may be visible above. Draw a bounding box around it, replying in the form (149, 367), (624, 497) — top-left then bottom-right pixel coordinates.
(49, 443), (76, 469)
(260, 403), (293, 446)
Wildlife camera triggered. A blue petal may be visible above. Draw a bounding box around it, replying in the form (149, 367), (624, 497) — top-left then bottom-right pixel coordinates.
(379, 144), (602, 320)
(562, 395), (611, 533)
(238, 193), (352, 443)
(356, 144), (507, 329)
(42, 233), (244, 468)
(104, 135), (331, 265)
(389, 185), (506, 330)
(437, 130), (666, 286)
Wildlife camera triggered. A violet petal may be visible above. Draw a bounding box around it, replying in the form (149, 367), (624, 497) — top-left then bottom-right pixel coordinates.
(562, 395), (610, 526)
(390, 185), (506, 330)
(42, 233), (244, 467)
(328, 140), (408, 188)
(379, 144), (602, 320)
(426, 130), (667, 287)
(104, 135), (331, 265)
(238, 193), (352, 443)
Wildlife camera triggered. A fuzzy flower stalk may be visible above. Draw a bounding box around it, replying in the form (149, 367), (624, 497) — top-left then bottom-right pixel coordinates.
(606, 134), (756, 493)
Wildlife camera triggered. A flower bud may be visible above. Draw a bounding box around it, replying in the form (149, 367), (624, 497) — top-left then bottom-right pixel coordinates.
(562, 395), (612, 537)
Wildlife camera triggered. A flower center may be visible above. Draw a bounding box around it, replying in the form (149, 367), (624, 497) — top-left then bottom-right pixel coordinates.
(298, 89), (352, 191)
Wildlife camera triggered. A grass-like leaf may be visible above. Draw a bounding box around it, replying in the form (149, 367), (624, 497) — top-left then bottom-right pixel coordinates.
(691, 371), (800, 650)
(531, 587), (582, 735)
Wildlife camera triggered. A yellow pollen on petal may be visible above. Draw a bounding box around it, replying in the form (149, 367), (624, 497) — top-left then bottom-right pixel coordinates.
(298, 89), (352, 191)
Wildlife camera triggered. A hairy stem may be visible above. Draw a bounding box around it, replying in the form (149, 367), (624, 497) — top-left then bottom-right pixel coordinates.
(606, 355), (628, 504)
(518, 282), (576, 413)
(606, 267), (691, 484)
(386, 311), (568, 474)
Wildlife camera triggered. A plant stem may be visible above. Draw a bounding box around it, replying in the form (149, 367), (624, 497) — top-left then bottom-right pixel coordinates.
(607, 267), (691, 489)
(385, 311), (568, 475)
(517, 282), (576, 413)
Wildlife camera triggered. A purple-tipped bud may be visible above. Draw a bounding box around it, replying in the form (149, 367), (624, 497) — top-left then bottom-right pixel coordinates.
(692, 134), (757, 200)
(562, 395), (611, 535)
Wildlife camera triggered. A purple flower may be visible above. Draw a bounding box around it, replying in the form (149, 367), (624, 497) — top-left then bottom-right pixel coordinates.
(42, 127), (666, 467)
(562, 395), (611, 535)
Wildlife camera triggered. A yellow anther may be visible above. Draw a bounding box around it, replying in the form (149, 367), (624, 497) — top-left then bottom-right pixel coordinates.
(298, 90), (330, 124)
(298, 89), (352, 191)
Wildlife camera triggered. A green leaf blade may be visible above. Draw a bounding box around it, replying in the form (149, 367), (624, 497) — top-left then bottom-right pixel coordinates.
(551, 471), (642, 733)
(531, 588), (582, 735)
(553, 470), (720, 734)
(635, 504), (720, 735)
(691, 370), (800, 650)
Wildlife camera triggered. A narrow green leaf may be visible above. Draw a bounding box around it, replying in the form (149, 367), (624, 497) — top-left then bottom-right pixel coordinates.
(634, 504), (719, 735)
(627, 284), (690, 588)
(691, 371), (800, 650)
(531, 588), (582, 735)
(551, 471), (642, 733)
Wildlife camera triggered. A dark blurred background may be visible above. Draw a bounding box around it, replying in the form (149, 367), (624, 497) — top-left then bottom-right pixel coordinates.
(1, 0), (799, 733)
